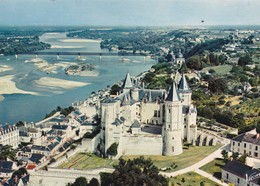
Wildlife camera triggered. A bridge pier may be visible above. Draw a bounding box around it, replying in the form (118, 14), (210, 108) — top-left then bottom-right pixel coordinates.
(77, 53), (81, 60)
(57, 53), (60, 60)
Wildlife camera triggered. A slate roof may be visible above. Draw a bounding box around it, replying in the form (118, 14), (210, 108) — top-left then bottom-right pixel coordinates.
(0, 161), (14, 174)
(166, 83), (180, 102)
(0, 161), (13, 170)
(31, 145), (45, 151)
(122, 72), (133, 89)
(138, 89), (165, 102)
(29, 153), (44, 164)
(232, 133), (260, 145)
(178, 74), (190, 91)
(131, 120), (141, 128)
(46, 141), (59, 151)
(222, 161), (260, 184)
(52, 125), (68, 130)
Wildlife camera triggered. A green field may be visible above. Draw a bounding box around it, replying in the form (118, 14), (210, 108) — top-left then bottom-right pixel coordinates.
(170, 172), (221, 186)
(123, 145), (221, 172)
(58, 153), (117, 169)
(200, 158), (225, 179)
(202, 65), (233, 75)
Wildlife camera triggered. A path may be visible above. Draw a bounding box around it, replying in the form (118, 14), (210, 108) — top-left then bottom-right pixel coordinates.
(162, 142), (230, 186)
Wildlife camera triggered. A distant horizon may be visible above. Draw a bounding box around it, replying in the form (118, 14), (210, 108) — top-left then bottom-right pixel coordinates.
(0, 24), (260, 29)
(0, 0), (259, 27)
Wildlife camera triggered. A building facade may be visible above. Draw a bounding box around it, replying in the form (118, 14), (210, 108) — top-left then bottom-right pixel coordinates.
(231, 131), (260, 159)
(222, 161), (260, 186)
(97, 72), (198, 156)
(0, 125), (19, 148)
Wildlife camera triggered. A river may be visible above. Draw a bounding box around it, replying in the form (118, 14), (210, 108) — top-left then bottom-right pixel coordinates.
(0, 32), (155, 124)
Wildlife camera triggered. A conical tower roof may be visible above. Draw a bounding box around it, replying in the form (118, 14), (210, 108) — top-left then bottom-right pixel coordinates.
(174, 71), (182, 85)
(166, 82), (180, 102)
(178, 74), (189, 91)
(122, 72), (133, 89)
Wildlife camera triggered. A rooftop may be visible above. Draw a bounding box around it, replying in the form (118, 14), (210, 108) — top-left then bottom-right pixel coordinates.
(232, 133), (260, 145)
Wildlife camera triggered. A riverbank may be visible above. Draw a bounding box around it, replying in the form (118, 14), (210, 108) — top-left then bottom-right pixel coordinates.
(0, 95), (4, 102)
(0, 65), (13, 72)
(0, 75), (38, 95)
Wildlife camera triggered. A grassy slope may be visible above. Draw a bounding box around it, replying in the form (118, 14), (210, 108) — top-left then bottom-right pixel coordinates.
(170, 171), (221, 186)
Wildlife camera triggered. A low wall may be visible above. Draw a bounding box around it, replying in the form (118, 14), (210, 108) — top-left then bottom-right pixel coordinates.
(120, 135), (163, 155)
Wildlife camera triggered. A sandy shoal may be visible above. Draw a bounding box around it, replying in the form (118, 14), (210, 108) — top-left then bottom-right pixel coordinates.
(0, 65), (13, 72)
(66, 70), (99, 77)
(51, 45), (84, 49)
(60, 39), (101, 43)
(0, 75), (38, 95)
(34, 77), (89, 89)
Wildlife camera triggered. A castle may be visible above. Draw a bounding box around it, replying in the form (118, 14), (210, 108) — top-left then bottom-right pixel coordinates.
(98, 72), (197, 156)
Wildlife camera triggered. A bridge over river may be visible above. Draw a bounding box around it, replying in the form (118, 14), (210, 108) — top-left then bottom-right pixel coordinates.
(24, 51), (149, 57)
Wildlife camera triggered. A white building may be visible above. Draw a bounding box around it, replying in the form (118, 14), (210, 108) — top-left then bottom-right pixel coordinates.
(97, 72), (198, 157)
(0, 125), (19, 148)
(222, 161), (260, 186)
(231, 131), (260, 159)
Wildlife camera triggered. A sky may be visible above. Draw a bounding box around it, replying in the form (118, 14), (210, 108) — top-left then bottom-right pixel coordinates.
(0, 0), (259, 26)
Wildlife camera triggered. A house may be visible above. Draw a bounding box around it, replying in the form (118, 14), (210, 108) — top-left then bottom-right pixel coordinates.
(222, 161), (260, 186)
(230, 131), (260, 159)
(0, 161), (17, 179)
(0, 125), (20, 148)
(31, 145), (46, 155)
(29, 153), (45, 165)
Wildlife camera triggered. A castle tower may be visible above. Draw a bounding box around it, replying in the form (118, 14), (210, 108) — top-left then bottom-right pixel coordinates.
(100, 98), (119, 155)
(162, 83), (183, 156)
(178, 74), (192, 106)
(122, 72), (133, 93)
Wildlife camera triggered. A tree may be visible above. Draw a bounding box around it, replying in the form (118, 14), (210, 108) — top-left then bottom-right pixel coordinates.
(221, 150), (229, 163)
(73, 177), (88, 186)
(256, 123), (260, 134)
(238, 154), (247, 164)
(238, 54), (252, 66)
(109, 157), (168, 186)
(186, 56), (203, 70)
(231, 152), (239, 160)
(88, 178), (100, 186)
(107, 143), (118, 156)
(208, 78), (228, 94)
(0, 145), (16, 161)
(110, 84), (122, 95)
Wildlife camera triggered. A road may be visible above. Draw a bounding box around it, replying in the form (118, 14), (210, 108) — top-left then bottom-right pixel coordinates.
(161, 143), (230, 186)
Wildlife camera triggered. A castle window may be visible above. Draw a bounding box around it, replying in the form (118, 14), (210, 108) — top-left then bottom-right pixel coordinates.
(169, 109), (170, 113)
(233, 141), (235, 146)
(255, 152), (258, 157)
(172, 146), (174, 152)
(244, 143), (246, 148)
(172, 137), (174, 140)
(154, 110), (157, 117)
(158, 111), (160, 117)
(256, 146), (258, 151)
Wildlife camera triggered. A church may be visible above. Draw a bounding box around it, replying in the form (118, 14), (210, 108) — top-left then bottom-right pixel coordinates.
(97, 72), (197, 156)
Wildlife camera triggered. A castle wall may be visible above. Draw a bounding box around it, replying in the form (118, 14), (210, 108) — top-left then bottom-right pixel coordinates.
(140, 102), (162, 124)
(81, 133), (101, 153)
(120, 135), (163, 155)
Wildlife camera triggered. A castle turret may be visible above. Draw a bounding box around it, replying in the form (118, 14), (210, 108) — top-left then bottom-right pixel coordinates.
(122, 72), (133, 93)
(163, 82), (183, 156)
(178, 74), (192, 106)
